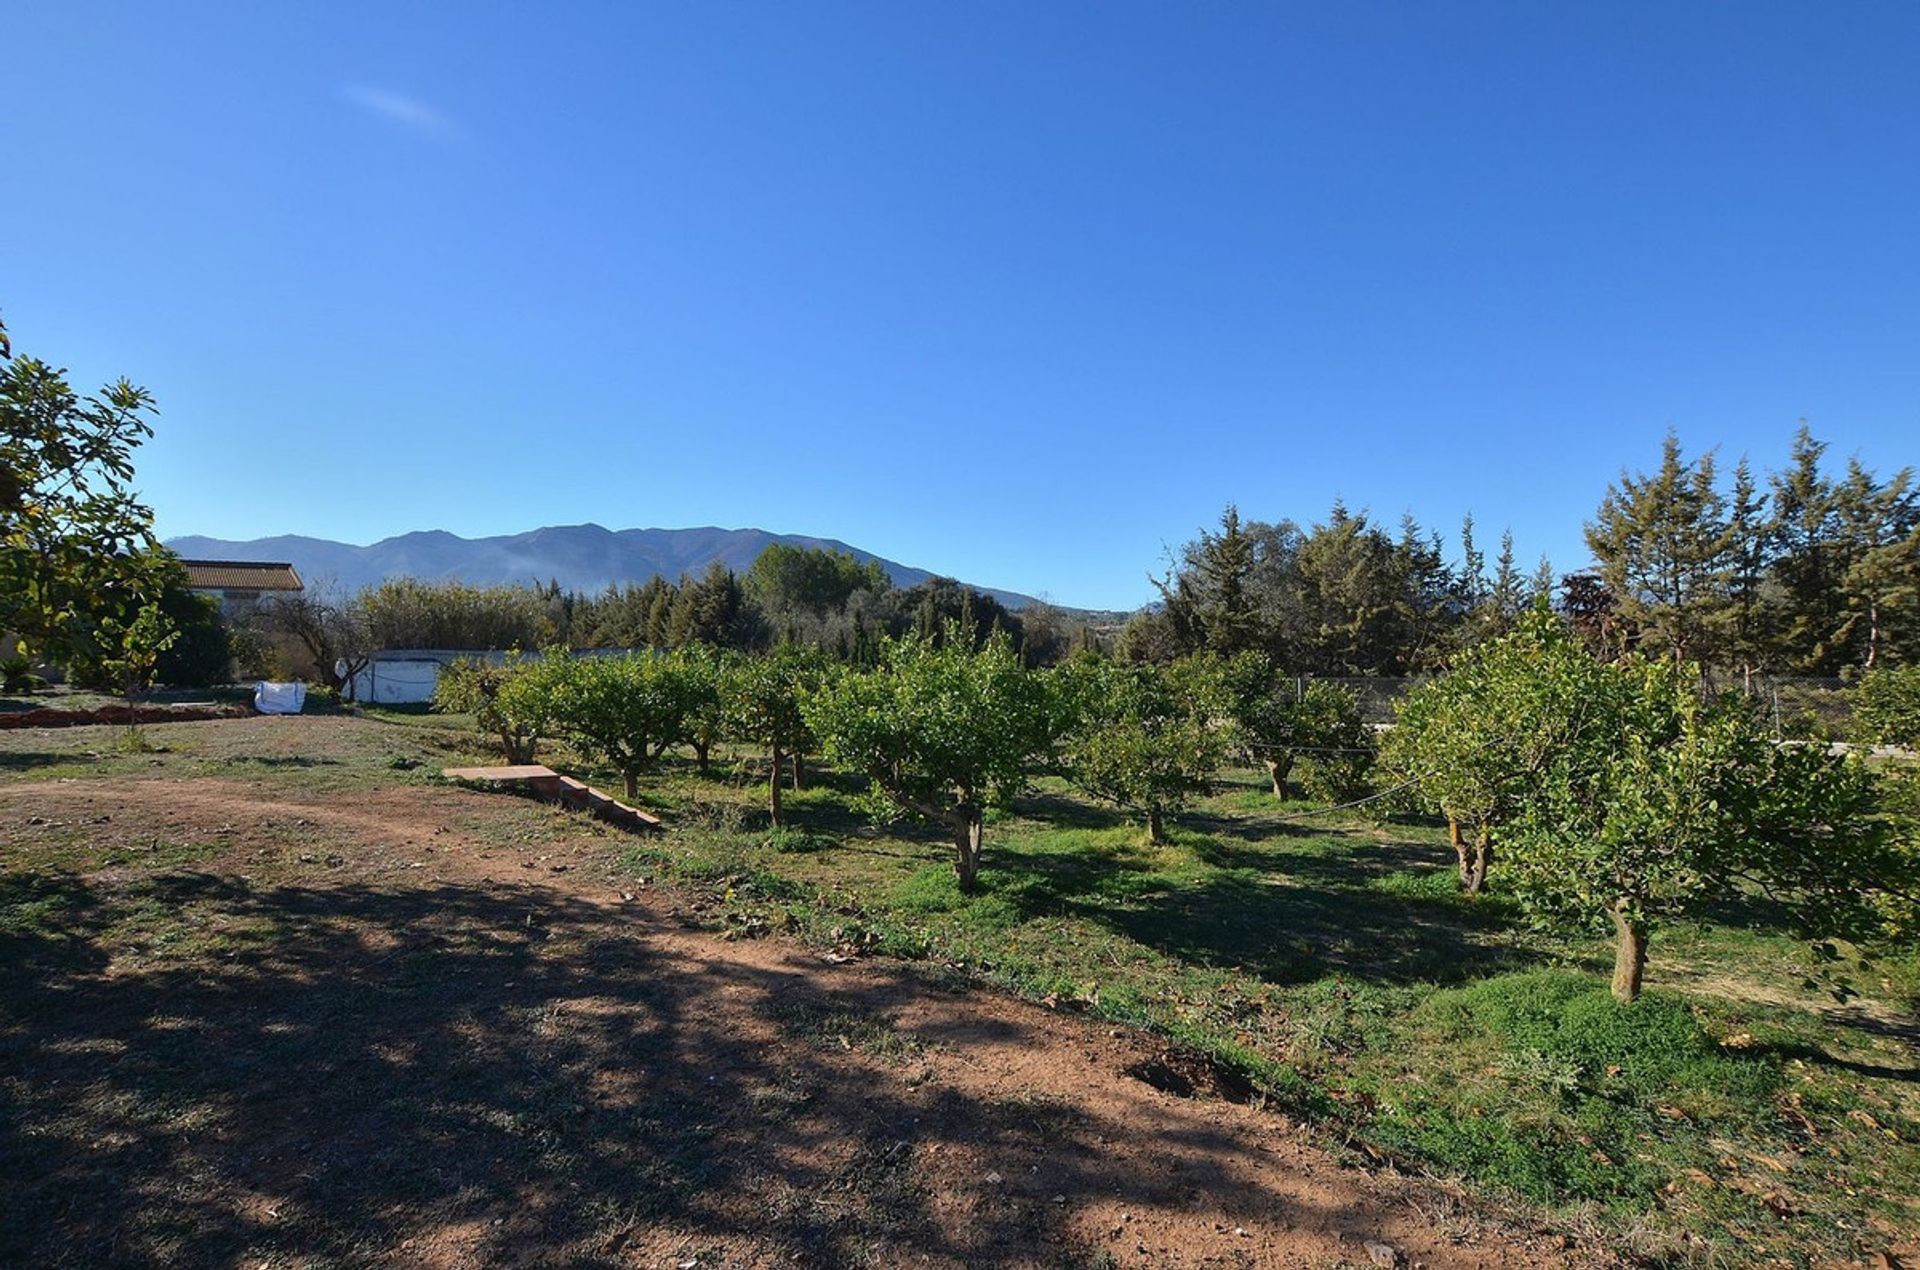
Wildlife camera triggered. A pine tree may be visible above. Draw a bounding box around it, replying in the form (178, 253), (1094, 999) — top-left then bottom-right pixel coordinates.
(1767, 426), (1844, 673)
(1721, 458), (1773, 692)
(1585, 430), (1733, 667)
(1833, 458), (1920, 669)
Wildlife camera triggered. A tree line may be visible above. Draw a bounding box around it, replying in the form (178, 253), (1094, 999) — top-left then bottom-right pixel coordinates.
(441, 610), (1916, 1004)
(1126, 427), (1917, 683)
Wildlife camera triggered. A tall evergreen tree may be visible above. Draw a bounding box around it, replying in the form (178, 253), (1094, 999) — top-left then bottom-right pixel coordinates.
(1833, 457), (1920, 669)
(1585, 430), (1733, 666)
(1721, 458), (1773, 691)
(1767, 426), (1845, 673)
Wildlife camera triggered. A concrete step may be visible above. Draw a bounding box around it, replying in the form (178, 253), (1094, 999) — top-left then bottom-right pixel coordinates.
(445, 765), (661, 832)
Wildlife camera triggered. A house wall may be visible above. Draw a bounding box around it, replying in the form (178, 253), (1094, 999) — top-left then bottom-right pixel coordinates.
(346, 652), (495, 704)
(344, 648), (634, 705)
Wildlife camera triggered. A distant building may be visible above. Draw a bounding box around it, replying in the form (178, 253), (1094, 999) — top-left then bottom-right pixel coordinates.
(180, 560), (304, 615)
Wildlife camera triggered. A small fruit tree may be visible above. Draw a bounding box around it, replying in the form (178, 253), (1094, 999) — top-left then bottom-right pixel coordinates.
(1381, 609), (1622, 894)
(1502, 651), (1889, 1002)
(724, 645), (825, 826)
(675, 644), (729, 775)
(804, 626), (1050, 890)
(550, 651), (707, 800)
(434, 651), (565, 764)
(99, 601), (178, 745)
(1217, 655), (1370, 802)
(1054, 655), (1230, 844)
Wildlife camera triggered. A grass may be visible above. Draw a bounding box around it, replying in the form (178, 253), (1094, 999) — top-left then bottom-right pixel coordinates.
(3, 714), (1917, 1265)
(0, 683), (257, 713)
(595, 754), (1920, 1264)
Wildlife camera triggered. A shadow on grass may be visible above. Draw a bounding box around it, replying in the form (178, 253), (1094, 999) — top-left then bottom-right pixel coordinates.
(981, 834), (1523, 988)
(219, 755), (344, 769)
(0, 867), (1397, 1268)
(1009, 791), (1131, 832)
(1753, 1038), (1920, 1084)
(0, 751), (88, 772)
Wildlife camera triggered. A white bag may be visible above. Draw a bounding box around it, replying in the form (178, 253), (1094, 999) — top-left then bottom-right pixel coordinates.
(254, 681), (308, 715)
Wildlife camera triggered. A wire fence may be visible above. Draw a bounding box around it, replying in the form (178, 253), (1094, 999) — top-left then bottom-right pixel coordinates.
(1303, 674), (1857, 738)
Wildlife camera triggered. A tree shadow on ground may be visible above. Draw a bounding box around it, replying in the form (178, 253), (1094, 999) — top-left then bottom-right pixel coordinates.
(1177, 808), (1367, 846)
(982, 835), (1522, 988)
(0, 865), (1419, 1268)
(218, 755), (344, 768)
(1009, 791), (1132, 832)
(1754, 1038), (1920, 1083)
(0, 751), (86, 772)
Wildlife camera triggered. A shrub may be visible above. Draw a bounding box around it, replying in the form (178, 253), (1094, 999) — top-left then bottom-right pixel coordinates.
(1854, 666), (1920, 748)
(1, 654), (44, 694)
(301, 684), (342, 713)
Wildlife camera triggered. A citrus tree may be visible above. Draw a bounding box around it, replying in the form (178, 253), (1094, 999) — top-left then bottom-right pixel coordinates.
(1380, 609), (1623, 894)
(1503, 654), (1889, 1002)
(675, 644), (730, 774)
(551, 651), (706, 800)
(434, 651), (566, 764)
(1217, 655), (1370, 801)
(723, 645), (825, 825)
(803, 627), (1050, 889)
(1054, 655), (1230, 844)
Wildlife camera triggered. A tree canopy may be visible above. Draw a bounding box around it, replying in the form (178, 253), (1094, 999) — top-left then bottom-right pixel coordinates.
(804, 627), (1050, 889)
(0, 314), (171, 668)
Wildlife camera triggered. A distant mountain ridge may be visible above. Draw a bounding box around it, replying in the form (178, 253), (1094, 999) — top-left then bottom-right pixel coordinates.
(164, 524), (1049, 611)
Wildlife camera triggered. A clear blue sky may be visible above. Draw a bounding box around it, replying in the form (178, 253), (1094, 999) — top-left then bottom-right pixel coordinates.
(7, 2), (1917, 610)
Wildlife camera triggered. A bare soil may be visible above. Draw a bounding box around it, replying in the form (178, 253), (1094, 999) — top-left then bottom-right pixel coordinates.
(1, 775), (1585, 1269)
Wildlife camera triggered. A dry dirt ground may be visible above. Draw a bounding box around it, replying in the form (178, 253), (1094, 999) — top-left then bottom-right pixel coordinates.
(1, 771), (1585, 1270)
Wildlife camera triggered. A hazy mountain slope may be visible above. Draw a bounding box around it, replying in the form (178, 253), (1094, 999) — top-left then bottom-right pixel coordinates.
(165, 524), (1046, 610)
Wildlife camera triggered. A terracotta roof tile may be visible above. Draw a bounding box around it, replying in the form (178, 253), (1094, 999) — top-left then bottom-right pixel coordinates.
(180, 560), (304, 591)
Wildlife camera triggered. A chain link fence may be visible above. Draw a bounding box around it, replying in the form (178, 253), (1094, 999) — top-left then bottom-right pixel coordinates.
(1301, 674), (1857, 737)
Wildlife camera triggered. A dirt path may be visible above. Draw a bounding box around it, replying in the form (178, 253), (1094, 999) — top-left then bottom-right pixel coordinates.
(1, 778), (1581, 1269)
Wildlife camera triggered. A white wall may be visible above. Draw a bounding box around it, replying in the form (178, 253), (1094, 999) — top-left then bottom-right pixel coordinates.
(347, 657), (461, 704)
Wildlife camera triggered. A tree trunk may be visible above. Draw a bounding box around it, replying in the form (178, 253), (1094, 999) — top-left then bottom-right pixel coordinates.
(624, 767), (639, 801)
(1610, 903), (1648, 1003)
(768, 744), (784, 826)
(951, 806), (984, 891)
(1449, 815), (1470, 887)
(791, 750), (805, 791)
(1147, 805), (1166, 845)
(693, 739), (710, 775)
(1266, 757), (1291, 799)
(1462, 825), (1491, 896)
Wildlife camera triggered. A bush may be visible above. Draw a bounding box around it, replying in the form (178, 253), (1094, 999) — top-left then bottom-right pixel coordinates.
(155, 587), (230, 687)
(301, 684), (342, 713)
(2, 654), (45, 694)
(1853, 666), (1920, 748)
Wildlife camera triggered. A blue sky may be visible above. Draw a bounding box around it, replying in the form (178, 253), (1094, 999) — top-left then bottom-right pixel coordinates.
(6, 2), (1917, 610)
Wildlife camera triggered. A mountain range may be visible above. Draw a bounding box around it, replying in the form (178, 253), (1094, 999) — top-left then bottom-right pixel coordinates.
(164, 524), (1056, 611)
